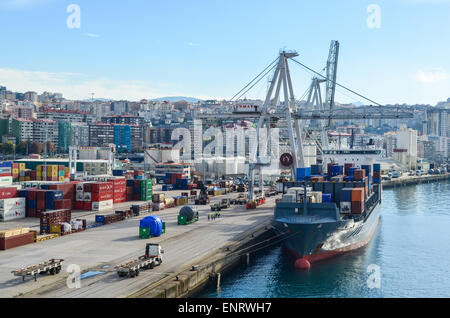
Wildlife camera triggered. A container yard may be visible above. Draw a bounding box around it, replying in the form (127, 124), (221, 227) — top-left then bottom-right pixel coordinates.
(0, 157), (280, 298)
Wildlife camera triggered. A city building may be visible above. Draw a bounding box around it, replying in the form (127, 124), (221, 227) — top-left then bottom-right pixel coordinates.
(32, 119), (58, 145)
(9, 106), (34, 119)
(71, 122), (90, 147)
(395, 125), (418, 169)
(89, 123), (143, 152)
(101, 114), (145, 126)
(37, 107), (95, 123)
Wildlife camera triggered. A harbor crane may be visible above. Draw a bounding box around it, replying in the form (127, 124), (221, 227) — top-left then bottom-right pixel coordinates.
(195, 43), (414, 202)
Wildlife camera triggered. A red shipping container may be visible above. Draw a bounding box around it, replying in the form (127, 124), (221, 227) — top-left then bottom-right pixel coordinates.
(351, 201), (365, 214)
(354, 169), (366, 180)
(27, 208), (36, 218)
(36, 191), (46, 201)
(91, 182), (113, 193)
(92, 191), (113, 202)
(83, 201), (92, 211)
(75, 201), (84, 210)
(0, 232), (35, 250)
(0, 173), (11, 177)
(0, 187), (18, 199)
(351, 188), (365, 202)
(36, 198), (45, 210)
(54, 199), (72, 210)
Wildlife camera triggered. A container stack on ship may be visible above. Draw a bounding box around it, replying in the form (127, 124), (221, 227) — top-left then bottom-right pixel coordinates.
(273, 163), (382, 269)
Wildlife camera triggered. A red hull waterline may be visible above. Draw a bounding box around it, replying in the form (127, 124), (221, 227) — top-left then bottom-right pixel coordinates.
(289, 217), (380, 270)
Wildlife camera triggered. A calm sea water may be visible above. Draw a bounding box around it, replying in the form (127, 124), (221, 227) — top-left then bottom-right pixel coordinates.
(198, 180), (450, 298)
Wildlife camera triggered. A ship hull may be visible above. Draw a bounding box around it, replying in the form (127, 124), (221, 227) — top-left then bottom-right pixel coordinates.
(273, 202), (381, 266)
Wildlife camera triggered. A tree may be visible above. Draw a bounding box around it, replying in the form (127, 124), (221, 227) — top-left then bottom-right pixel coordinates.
(0, 142), (14, 155)
(16, 142), (27, 155)
(44, 141), (56, 154)
(30, 142), (44, 154)
(3, 142), (14, 155)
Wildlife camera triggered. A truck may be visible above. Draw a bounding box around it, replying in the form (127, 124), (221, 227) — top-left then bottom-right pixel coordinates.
(231, 193), (248, 205)
(210, 198), (231, 211)
(116, 243), (163, 278)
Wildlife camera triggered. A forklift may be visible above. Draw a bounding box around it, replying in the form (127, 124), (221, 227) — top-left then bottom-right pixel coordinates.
(194, 181), (210, 205)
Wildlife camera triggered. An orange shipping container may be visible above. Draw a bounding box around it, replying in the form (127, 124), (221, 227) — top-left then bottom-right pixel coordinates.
(351, 188), (365, 202)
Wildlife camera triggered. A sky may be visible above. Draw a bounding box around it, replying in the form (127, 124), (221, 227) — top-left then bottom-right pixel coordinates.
(0, 0), (449, 105)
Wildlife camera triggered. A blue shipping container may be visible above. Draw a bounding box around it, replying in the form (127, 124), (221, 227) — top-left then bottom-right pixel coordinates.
(322, 193), (332, 203)
(297, 167), (311, 178)
(0, 161), (12, 168)
(373, 163), (381, 172)
(348, 167), (359, 176)
(330, 165), (344, 176)
(340, 188), (353, 202)
(310, 164), (323, 175)
(95, 215), (105, 224)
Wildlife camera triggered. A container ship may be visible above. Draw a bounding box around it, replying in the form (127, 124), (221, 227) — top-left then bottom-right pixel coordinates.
(273, 159), (382, 269)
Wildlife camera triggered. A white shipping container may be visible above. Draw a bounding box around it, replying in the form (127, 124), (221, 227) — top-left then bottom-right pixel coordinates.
(340, 202), (351, 214)
(83, 192), (92, 202)
(76, 192), (84, 201)
(0, 177), (13, 187)
(91, 199), (113, 211)
(76, 183), (84, 192)
(0, 198), (26, 222)
(0, 198), (26, 209)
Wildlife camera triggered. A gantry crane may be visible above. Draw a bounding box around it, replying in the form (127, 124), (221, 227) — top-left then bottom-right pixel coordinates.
(195, 43), (414, 202)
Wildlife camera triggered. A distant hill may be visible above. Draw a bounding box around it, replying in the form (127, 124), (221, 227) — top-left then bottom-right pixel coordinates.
(150, 96), (203, 103)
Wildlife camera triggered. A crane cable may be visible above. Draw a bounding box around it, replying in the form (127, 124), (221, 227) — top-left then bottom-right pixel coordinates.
(230, 57), (279, 102)
(290, 58), (382, 107)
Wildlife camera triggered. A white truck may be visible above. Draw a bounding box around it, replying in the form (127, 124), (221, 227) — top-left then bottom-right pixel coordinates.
(116, 244), (164, 278)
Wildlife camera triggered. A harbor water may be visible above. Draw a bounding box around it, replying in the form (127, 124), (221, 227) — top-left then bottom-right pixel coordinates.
(198, 180), (450, 298)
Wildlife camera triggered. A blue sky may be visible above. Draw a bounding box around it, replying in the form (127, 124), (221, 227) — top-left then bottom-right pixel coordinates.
(0, 0), (449, 105)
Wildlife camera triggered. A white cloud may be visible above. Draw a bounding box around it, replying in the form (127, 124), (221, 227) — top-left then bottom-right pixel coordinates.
(187, 42), (199, 47)
(0, 67), (216, 101)
(86, 33), (101, 38)
(413, 69), (450, 83)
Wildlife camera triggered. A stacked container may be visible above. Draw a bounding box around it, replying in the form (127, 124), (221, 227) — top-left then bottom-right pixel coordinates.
(40, 209), (71, 234)
(0, 161), (12, 177)
(373, 163), (381, 184)
(85, 182), (114, 211)
(351, 187), (365, 214)
(109, 177), (126, 204)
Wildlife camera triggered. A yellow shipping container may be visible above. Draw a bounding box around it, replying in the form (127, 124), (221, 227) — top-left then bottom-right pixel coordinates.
(19, 177), (25, 182)
(12, 168), (19, 175)
(25, 176), (30, 181)
(50, 224), (61, 235)
(36, 176), (41, 181)
(47, 166), (58, 176)
(0, 228), (29, 238)
(19, 163), (25, 170)
(58, 176), (65, 182)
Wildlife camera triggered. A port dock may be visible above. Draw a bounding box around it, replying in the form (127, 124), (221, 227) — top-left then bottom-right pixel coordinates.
(0, 187), (277, 298)
(382, 173), (450, 188)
